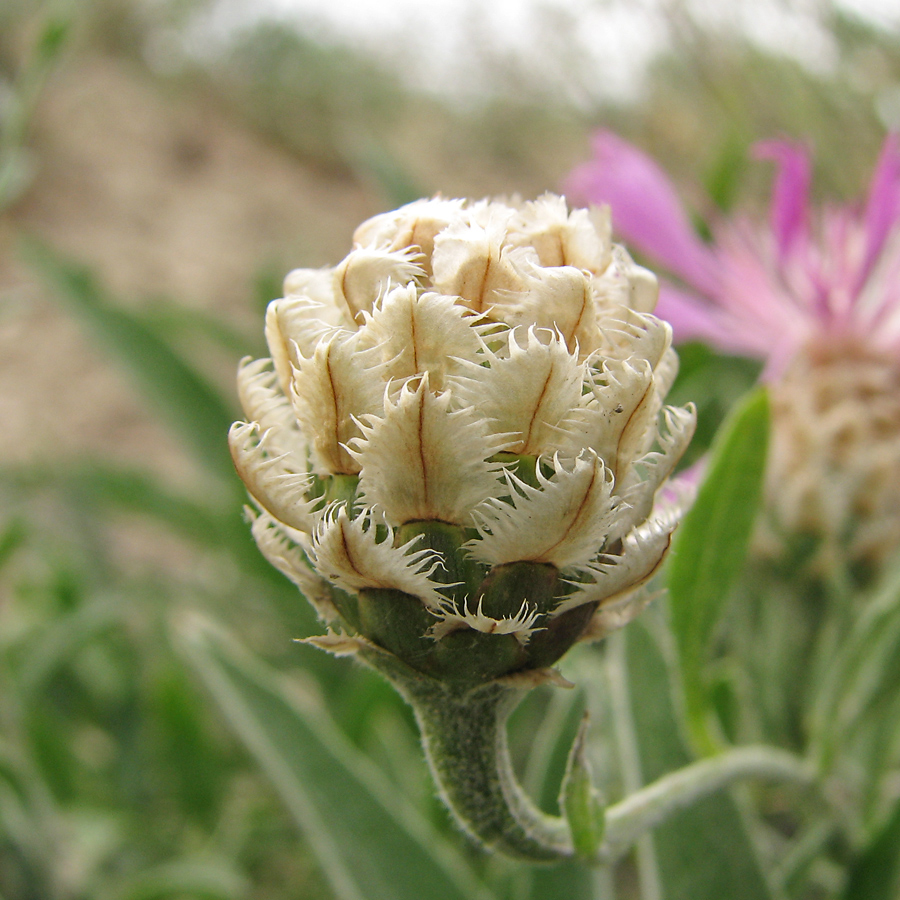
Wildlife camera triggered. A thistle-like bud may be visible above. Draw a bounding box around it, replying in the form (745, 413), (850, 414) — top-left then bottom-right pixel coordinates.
(764, 339), (900, 572)
(231, 193), (695, 687)
(230, 194), (696, 861)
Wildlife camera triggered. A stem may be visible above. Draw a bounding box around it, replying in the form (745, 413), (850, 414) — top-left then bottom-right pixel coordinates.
(606, 632), (663, 899)
(601, 745), (815, 861)
(366, 648), (574, 860)
(358, 643), (816, 865)
(414, 681), (573, 860)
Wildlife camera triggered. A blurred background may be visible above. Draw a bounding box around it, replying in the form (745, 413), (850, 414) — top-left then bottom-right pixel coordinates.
(1, 1), (899, 898)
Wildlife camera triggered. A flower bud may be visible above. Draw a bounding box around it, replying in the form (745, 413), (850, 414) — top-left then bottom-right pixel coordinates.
(230, 194), (695, 686)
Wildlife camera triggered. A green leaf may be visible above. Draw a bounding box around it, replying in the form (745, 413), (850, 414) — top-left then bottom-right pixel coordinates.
(560, 715), (605, 860)
(21, 238), (238, 485)
(703, 133), (748, 214)
(842, 801), (900, 900)
(0, 517), (26, 571)
(176, 613), (497, 900)
(667, 388), (769, 751)
(666, 343), (762, 469)
(34, 16), (70, 65)
(15, 596), (120, 702)
(623, 615), (775, 900)
(102, 859), (249, 900)
(526, 861), (614, 900)
(141, 297), (261, 359)
(345, 136), (426, 207)
(57, 463), (270, 578)
(809, 558), (900, 772)
(503, 688), (607, 900)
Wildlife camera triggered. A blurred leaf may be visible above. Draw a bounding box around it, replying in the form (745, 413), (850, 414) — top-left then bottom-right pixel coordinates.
(624, 615), (775, 900)
(0, 741), (33, 809)
(21, 238), (238, 485)
(0, 460), (323, 644)
(507, 687), (600, 900)
(149, 664), (229, 823)
(0, 737), (61, 885)
(0, 517), (26, 570)
(204, 22), (408, 177)
(0, 12), (70, 211)
(842, 801), (900, 900)
(667, 343), (762, 469)
(526, 860), (612, 900)
(34, 15), (70, 64)
(141, 297), (260, 360)
(667, 388), (769, 751)
(703, 133), (748, 214)
(859, 684), (900, 826)
(103, 859), (249, 900)
(343, 131), (426, 206)
(59, 461), (323, 634)
(57, 463), (264, 574)
(252, 264), (288, 318)
(810, 559), (900, 770)
(16, 596), (120, 702)
(0, 150), (32, 210)
(177, 613), (497, 900)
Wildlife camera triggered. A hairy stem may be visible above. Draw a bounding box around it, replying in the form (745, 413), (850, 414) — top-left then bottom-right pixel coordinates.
(366, 648), (574, 860)
(601, 745), (815, 861)
(359, 643), (815, 864)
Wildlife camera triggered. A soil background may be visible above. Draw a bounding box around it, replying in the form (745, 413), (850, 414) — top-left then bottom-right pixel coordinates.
(0, 55), (385, 489)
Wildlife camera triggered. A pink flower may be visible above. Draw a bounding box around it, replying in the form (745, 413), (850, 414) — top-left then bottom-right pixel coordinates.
(564, 131), (900, 380)
(566, 133), (900, 569)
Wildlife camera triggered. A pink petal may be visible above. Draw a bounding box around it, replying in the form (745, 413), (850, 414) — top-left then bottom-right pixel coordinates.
(563, 131), (721, 297)
(856, 132), (900, 295)
(753, 139), (811, 268)
(655, 283), (759, 357)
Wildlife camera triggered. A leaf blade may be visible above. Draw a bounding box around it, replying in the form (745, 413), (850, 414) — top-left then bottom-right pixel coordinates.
(623, 616), (775, 900)
(842, 801), (900, 900)
(176, 614), (496, 900)
(667, 388), (770, 748)
(22, 238), (238, 485)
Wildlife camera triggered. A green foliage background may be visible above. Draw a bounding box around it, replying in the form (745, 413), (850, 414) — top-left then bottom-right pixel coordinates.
(1, 2), (899, 898)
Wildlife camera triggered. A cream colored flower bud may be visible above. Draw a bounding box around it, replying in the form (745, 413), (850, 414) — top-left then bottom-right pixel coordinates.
(595, 245), (660, 314)
(231, 194), (695, 685)
(352, 197), (467, 274)
(431, 219), (535, 315)
(507, 193), (612, 274)
(333, 246), (423, 323)
(762, 339), (900, 570)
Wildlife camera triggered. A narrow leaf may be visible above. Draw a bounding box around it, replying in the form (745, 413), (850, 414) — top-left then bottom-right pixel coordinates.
(560, 714), (605, 859)
(667, 388), (769, 749)
(809, 558), (900, 769)
(623, 615), (775, 900)
(0, 518), (26, 571)
(704, 133), (748, 214)
(176, 613), (496, 900)
(104, 859), (248, 900)
(517, 689), (602, 900)
(842, 801), (900, 900)
(21, 238), (238, 484)
(666, 342), (762, 468)
(16, 597), (120, 702)
(527, 861), (614, 900)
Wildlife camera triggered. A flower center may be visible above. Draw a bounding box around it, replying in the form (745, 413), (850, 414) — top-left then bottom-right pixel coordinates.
(766, 336), (900, 567)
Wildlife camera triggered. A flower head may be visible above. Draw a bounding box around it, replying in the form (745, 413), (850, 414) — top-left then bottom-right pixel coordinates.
(231, 194), (695, 684)
(566, 133), (900, 567)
